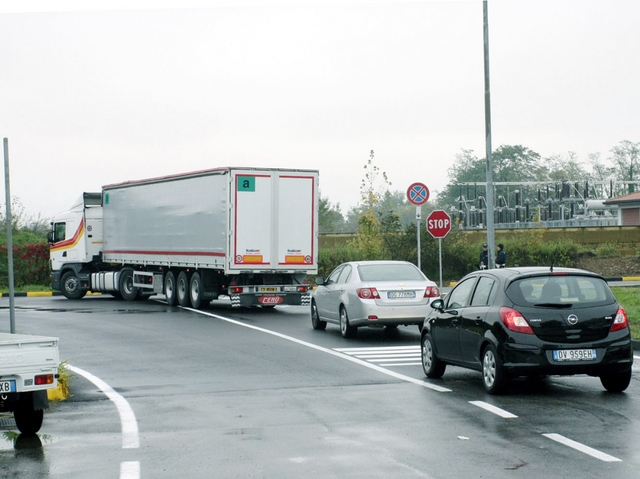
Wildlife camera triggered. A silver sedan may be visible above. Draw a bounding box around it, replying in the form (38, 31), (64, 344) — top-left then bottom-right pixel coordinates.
(311, 260), (440, 338)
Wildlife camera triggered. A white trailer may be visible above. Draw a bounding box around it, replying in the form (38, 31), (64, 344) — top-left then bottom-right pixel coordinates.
(0, 333), (60, 435)
(49, 167), (319, 308)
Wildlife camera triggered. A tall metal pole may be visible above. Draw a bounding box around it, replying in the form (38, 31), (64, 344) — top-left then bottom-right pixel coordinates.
(4, 138), (16, 333)
(416, 206), (421, 270)
(438, 238), (443, 288)
(483, 1), (496, 268)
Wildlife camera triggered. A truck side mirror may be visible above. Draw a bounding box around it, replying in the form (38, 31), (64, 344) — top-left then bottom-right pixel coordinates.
(47, 231), (55, 245)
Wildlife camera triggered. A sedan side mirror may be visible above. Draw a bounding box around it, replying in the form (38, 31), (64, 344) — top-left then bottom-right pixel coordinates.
(315, 277), (325, 286)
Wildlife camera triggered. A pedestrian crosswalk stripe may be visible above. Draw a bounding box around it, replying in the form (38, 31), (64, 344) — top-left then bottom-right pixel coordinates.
(334, 346), (421, 366)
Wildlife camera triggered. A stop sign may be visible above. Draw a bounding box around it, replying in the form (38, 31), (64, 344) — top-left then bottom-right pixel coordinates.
(426, 210), (451, 238)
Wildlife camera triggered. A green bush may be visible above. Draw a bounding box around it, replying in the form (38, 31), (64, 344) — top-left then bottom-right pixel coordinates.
(0, 243), (50, 288)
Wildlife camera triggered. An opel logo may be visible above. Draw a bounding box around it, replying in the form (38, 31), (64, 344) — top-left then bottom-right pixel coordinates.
(567, 314), (579, 325)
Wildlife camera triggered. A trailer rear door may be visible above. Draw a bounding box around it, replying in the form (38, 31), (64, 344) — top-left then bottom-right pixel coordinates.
(230, 170), (318, 272)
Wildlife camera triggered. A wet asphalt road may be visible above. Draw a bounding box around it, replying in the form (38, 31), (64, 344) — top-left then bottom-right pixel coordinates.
(1, 295), (640, 478)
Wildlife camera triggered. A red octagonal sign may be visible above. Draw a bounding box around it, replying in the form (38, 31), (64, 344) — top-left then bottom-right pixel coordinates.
(426, 210), (451, 238)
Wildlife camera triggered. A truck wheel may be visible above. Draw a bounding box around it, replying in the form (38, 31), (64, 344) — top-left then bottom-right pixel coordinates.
(14, 397), (44, 435)
(190, 272), (204, 309)
(164, 271), (177, 306)
(61, 271), (86, 300)
(119, 268), (138, 301)
(177, 271), (191, 307)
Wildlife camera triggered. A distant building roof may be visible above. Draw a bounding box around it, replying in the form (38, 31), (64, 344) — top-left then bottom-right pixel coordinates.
(603, 191), (640, 206)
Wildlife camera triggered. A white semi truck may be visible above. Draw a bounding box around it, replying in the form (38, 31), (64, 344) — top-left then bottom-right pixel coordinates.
(0, 333), (60, 435)
(48, 167), (319, 308)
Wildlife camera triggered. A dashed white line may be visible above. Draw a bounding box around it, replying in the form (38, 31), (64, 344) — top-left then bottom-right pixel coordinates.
(120, 461), (141, 479)
(469, 400), (518, 418)
(543, 433), (622, 462)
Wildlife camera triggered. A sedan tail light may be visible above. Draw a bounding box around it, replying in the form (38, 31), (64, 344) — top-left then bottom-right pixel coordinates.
(610, 307), (629, 332)
(424, 286), (440, 298)
(500, 307), (534, 334)
(357, 288), (380, 299)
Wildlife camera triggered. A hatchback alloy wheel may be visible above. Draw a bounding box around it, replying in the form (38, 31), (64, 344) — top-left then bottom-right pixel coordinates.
(422, 333), (446, 378)
(482, 344), (506, 394)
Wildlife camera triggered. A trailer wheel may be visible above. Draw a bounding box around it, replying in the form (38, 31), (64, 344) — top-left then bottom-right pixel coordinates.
(189, 272), (204, 309)
(14, 396), (44, 435)
(177, 271), (191, 307)
(164, 271), (177, 306)
(119, 268), (138, 301)
(61, 271), (86, 300)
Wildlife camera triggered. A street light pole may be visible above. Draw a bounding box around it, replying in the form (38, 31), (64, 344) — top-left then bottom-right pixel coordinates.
(483, 1), (496, 268)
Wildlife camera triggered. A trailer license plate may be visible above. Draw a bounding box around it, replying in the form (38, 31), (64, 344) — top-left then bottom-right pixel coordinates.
(388, 291), (416, 299)
(260, 287), (278, 292)
(553, 349), (596, 361)
(0, 380), (16, 393)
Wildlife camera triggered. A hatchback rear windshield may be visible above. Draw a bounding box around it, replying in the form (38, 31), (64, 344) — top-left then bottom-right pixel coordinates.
(358, 264), (425, 282)
(506, 275), (616, 307)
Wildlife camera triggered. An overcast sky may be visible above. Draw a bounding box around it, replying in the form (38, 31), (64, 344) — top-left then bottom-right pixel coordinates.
(1, 0), (638, 221)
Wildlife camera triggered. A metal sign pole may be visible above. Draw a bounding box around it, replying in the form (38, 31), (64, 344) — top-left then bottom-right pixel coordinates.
(416, 206), (421, 270)
(438, 238), (443, 288)
(4, 138), (15, 333)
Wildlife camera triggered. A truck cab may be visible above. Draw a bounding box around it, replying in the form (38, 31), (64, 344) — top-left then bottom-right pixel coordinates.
(49, 192), (103, 298)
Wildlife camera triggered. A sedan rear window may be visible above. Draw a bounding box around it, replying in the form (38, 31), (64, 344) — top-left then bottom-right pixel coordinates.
(358, 264), (425, 282)
(506, 275), (615, 307)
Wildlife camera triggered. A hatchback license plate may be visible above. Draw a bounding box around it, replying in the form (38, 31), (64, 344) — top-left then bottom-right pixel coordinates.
(0, 380), (16, 393)
(388, 291), (415, 299)
(553, 349), (596, 361)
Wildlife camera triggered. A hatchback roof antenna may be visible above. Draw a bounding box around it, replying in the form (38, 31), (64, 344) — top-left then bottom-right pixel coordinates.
(550, 263), (554, 273)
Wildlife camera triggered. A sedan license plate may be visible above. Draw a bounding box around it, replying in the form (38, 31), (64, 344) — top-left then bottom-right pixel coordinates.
(0, 380), (16, 393)
(553, 349), (597, 361)
(387, 291), (416, 299)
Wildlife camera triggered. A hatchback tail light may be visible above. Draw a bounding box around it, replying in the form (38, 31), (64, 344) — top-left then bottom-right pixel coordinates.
(424, 286), (440, 298)
(357, 288), (380, 299)
(500, 307), (534, 334)
(610, 307), (629, 332)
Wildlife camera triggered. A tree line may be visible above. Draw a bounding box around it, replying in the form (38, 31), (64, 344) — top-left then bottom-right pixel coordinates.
(320, 140), (640, 233)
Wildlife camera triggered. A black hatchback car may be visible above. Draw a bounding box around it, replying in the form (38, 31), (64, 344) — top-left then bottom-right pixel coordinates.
(421, 267), (633, 394)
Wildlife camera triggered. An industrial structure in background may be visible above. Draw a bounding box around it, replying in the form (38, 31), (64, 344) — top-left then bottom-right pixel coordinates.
(451, 180), (640, 229)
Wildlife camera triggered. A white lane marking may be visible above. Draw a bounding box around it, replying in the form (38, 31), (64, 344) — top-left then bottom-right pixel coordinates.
(120, 462), (141, 479)
(186, 308), (452, 392)
(469, 401), (518, 419)
(336, 346), (420, 353)
(336, 346), (421, 366)
(66, 365), (140, 449)
(543, 433), (622, 462)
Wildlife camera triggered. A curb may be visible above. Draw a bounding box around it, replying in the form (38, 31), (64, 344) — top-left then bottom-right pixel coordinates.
(604, 276), (640, 282)
(0, 291), (63, 297)
(0, 291), (104, 297)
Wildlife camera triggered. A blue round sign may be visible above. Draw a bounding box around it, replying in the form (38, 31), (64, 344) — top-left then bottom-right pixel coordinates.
(406, 182), (430, 206)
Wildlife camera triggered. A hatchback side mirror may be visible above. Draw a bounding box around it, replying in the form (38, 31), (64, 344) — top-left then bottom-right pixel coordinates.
(315, 277), (325, 286)
(430, 299), (444, 311)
